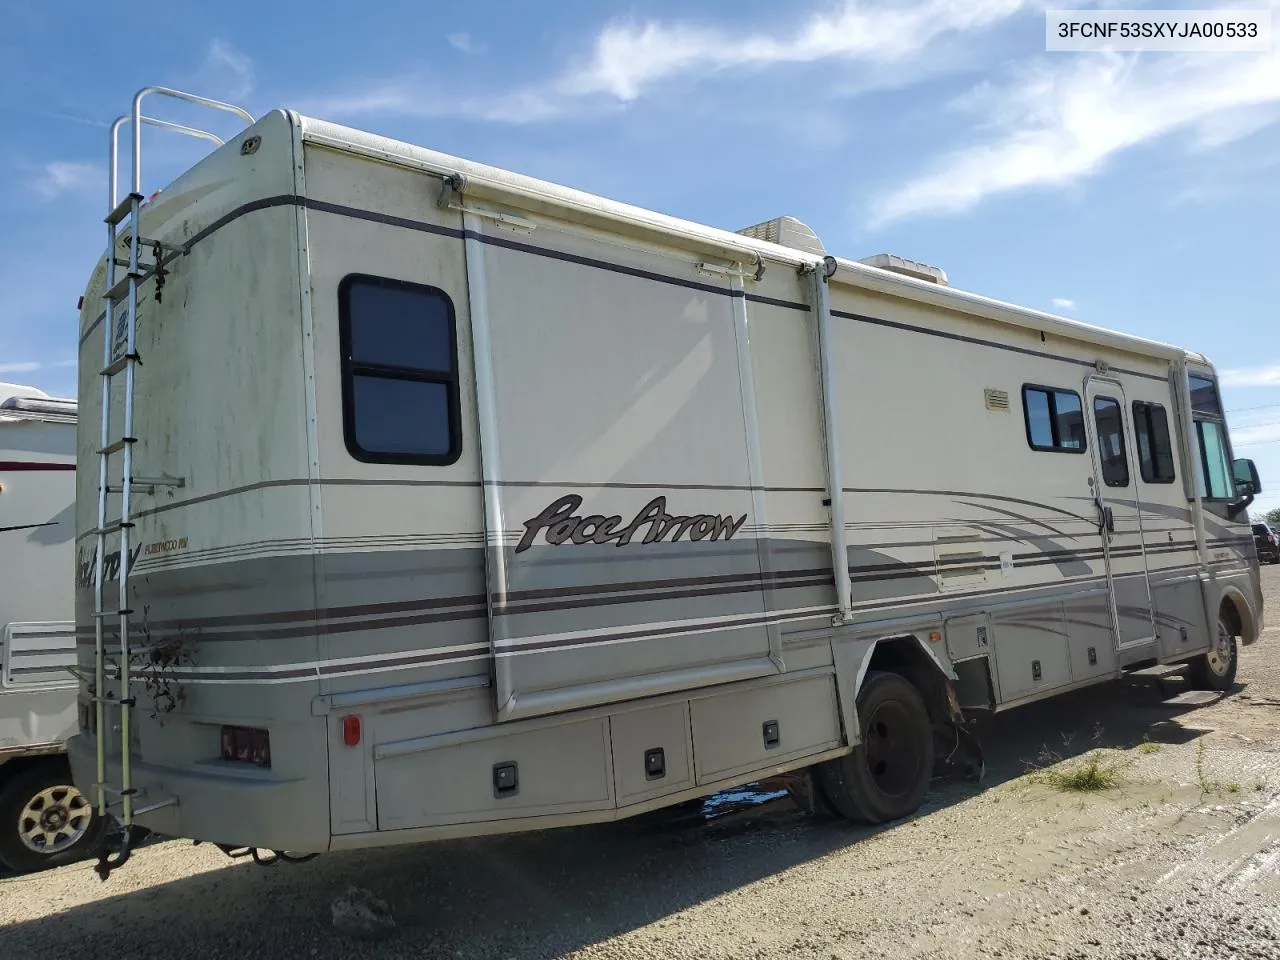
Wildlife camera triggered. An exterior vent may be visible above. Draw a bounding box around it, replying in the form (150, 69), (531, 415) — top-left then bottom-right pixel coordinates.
(735, 216), (826, 256)
(934, 526), (988, 589)
(984, 388), (1010, 412)
(857, 253), (949, 286)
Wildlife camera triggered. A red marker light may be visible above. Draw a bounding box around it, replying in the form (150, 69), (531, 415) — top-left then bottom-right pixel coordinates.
(342, 714), (361, 747)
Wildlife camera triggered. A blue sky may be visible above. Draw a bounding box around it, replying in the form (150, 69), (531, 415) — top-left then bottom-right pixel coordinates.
(2, 0), (1278, 513)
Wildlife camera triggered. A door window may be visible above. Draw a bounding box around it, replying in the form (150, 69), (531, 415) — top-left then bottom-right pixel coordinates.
(1092, 396), (1129, 487)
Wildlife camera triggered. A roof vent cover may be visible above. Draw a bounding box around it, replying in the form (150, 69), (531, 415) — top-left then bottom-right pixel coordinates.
(857, 253), (949, 286)
(735, 216), (826, 257)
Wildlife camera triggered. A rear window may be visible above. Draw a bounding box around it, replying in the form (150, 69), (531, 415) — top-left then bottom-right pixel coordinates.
(339, 274), (461, 465)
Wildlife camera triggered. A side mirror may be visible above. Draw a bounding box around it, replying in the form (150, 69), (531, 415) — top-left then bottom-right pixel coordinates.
(1233, 458), (1262, 497)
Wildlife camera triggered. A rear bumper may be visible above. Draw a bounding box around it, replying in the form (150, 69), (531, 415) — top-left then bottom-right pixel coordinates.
(66, 732), (328, 852)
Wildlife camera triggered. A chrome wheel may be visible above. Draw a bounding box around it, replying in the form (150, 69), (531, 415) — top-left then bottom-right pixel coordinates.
(17, 784), (93, 856)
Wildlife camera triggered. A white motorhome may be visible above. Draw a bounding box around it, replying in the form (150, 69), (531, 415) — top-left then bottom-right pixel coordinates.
(70, 88), (1264, 876)
(0, 383), (104, 872)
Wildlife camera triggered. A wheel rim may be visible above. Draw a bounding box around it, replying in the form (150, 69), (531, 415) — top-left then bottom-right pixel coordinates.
(17, 785), (93, 856)
(1205, 618), (1234, 678)
(861, 699), (926, 800)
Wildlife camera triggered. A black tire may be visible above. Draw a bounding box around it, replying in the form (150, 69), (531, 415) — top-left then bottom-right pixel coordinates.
(817, 670), (935, 824)
(0, 760), (107, 874)
(1188, 611), (1239, 692)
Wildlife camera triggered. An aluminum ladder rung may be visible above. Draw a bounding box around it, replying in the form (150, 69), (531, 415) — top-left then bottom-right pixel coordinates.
(134, 237), (183, 255)
(89, 696), (137, 709)
(105, 796), (175, 817)
(98, 436), (137, 456)
(101, 352), (141, 378)
(106, 192), (144, 226)
(96, 519), (136, 536)
(91, 607), (135, 619)
(95, 783), (136, 797)
(132, 797), (177, 817)
(106, 475), (184, 494)
(104, 271), (143, 305)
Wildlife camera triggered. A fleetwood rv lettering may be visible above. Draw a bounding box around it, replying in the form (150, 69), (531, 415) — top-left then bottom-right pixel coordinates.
(1, 384), (106, 872)
(70, 87), (1265, 878)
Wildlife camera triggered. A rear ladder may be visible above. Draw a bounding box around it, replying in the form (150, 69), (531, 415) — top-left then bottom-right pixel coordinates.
(90, 86), (254, 880)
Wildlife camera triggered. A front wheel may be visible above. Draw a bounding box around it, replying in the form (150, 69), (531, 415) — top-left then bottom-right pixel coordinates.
(1188, 612), (1238, 692)
(817, 671), (935, 824)
(0, 761), (107, 874)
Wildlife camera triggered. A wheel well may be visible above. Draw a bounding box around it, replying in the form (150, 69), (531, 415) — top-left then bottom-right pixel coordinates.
(863, 636), (953, 725)
(1220, 597), (1243, 637)
(0, 753), (70, 789)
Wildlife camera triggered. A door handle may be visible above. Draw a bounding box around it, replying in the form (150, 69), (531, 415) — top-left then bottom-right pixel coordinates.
(1095, 500), (1115, 537)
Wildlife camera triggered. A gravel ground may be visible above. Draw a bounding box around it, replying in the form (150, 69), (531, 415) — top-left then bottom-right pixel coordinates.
(3, 566), (1279, 960)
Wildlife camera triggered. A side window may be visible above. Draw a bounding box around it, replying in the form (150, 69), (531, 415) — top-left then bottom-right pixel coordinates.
(1132, 401), (1176, 484)
(1022, 385), (1086, 453)
(339, 274), (461, 465)
(1188, 374), (1223, 417)
(1195, 420), (1233, 499)
(1092, 396), (1129, 487)
(1188, 373), (1233, 500)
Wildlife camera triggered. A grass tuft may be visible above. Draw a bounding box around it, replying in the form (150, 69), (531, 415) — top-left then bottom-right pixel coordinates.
(1196, 739), (1216, 795)
(1032, 750), (1127, 792)
(1025, 729), (1128, 793)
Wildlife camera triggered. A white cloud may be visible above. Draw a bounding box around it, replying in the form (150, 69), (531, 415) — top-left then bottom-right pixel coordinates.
(562, 0), (1035, 101)
(28, 161), (97, 201)
(869, 39), (1280, 227)
(447, 32), (482, 54)
(197, 39), (254, 101)
(0, 361), (41, 374)
(1052, 297), (1075, 310)
(308, 0), (1038, 122)
(1220, 363), (1280, 388)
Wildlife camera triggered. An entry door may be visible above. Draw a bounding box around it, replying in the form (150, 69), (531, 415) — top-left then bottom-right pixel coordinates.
(1083, 377), (1157, 651)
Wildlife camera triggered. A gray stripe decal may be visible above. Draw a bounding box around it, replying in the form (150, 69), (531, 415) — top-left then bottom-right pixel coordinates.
(102, 567), (1208, 684)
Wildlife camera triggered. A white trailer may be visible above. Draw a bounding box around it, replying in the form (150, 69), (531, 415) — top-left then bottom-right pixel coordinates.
(69, 88), (1265, 877)
(0, 383), (105, 872)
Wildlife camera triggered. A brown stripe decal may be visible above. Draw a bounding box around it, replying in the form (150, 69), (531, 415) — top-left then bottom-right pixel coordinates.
(0, 460), (75, 471)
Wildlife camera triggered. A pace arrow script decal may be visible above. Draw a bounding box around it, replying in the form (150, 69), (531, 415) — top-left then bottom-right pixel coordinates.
(515, 495), (747, 554)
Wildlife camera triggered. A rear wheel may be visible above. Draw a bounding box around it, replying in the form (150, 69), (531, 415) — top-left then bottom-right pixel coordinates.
(1188, 611), (1238, 692)
(818, 671), (935, 824)
(0, 761), (106, 874)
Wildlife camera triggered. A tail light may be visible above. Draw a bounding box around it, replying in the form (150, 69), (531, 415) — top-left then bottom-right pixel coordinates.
(221, 725), (271, 767)
(342, 715), (362, 747)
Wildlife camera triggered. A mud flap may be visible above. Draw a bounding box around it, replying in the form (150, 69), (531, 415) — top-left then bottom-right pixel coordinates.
(933, 722), (985, 783)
